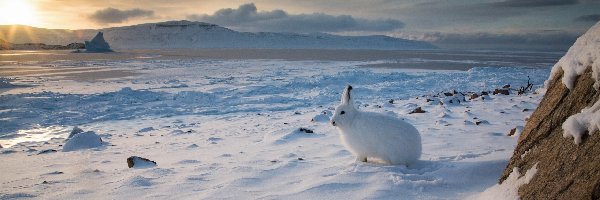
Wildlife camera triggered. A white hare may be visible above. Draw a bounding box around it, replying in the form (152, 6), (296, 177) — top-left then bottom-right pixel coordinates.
(331, 85), (422, 165)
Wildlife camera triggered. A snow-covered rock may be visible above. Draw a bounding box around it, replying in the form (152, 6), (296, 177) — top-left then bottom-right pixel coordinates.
(127, 156), (157, 168)
(62, 131), (103, 152)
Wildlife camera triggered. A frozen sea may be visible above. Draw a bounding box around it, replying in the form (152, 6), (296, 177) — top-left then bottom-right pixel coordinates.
(0, 49), (559, 199)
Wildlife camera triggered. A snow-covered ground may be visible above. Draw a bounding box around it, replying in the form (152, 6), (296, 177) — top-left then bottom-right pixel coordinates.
(0, 53), (551, 199)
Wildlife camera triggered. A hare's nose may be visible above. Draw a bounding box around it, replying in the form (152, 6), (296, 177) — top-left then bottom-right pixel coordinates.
(331, 121), (336, 126)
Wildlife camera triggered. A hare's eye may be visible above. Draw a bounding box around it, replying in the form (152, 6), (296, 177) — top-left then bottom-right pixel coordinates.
(340, 111), (346, 115)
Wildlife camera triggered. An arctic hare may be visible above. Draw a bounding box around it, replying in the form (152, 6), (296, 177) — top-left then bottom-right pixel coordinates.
(331, 85), (422, 165)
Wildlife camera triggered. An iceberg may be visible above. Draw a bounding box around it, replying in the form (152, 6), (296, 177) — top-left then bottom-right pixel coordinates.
(84, 32), (113, 52)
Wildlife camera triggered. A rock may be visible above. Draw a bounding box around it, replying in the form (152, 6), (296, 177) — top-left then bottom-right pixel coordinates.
(409, 107), (426, 114)
(62, 131), (103, 152)
(67, 126), (84, 140)
(127, 156), (157, 168)
(388, 99), (394, 104)
(503, 84), (511, 88)
(0, 144), (3, 148)
(37, 149), (57, 155)
(85, 32), (113, 52)
(500, 23), (600, 199)
(299, 128), (314, 133)
(508, 128), (517, 136)
(469, 93), (480, 100)
(444, 92), (453, 96)
(66, 42), (85, 49)
(493, 88), (510, 95)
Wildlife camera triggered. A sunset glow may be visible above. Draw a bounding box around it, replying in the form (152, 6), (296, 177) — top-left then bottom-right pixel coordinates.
(0, 0), (38, 26)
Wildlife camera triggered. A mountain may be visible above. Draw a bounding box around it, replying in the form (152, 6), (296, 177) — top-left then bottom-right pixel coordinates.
(0, 21), (437, 50)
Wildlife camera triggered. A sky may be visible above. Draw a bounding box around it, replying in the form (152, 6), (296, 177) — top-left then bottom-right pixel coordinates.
(1, 0), (599, 50)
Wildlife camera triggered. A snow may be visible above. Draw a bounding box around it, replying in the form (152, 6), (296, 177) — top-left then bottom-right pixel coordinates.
(550, 22), (600, 144)
(0, 50), (552, 199)
(472, 163), (538, 200)
(62, 131), (103, 152)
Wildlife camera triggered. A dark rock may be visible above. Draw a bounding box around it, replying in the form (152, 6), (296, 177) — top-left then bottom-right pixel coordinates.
(409, 107), (426, 114)
(0, 144), (2, 148)
(299, 128), (314, 133)
(500, 59), (600, 198)
(493, 89), (510, 95)
(444, 92), (453, 96)
(481, 91), (489, 95)
(469, 93), (480, 100)
(503, 84), (511, 88)
(388, 99), (394, 104)
(298, 157), (304, 161)
(37, 149), (57, 155)
(66, 43), (85, 49)
(508, 128), (517, 136)
(522, 108), (531, 112)
(127, 156), (157, 168)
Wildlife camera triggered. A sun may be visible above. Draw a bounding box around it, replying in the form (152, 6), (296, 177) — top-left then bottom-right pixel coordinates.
(0, 0), (38, 25)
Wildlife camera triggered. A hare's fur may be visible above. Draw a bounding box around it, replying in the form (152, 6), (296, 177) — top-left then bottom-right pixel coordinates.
(331, 85), (422, 165)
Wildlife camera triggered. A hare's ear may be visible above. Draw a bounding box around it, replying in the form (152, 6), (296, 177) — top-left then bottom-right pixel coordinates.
(341, 85), (353, 105)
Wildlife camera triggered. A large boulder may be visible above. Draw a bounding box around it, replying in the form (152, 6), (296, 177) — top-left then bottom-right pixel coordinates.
(85, 32), (112, 52)
(500, 22), (600, 199)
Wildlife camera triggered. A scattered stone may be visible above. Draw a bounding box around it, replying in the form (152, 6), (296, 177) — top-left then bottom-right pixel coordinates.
(507, 128), (517, 136)
(42, 181), (49, 184)
(298, 158), (304, 161)
(409, 107), (426, 114)
(522, 108), (531, 112)
(47, 171), (64, 175)
(138, 127), (155, 133)
(271, 160), (278, 163)
(475, 120), (490, 125)
(294, 111), (302, 115)
(37, 149), (57, 155)
(493, 89), (510, 95)
(481, 91), (489, 95)
(444, 92), (453, 96)
(299, 128), (314, 134)
(388, 99), (394, 104)
(503, 84), (511, 88)
(469, 93), (480, 100)
(127, 156), (157, 168)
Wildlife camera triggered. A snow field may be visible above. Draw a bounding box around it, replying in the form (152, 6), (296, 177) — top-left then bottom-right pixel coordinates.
(0, 59), (549, 199)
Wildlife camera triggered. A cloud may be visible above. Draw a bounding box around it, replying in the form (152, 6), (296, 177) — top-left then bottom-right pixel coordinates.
(89, 7), (154, 24)
(574, 14), (600, 22)
(405, 31), (579, 51)
(494, 0), (578, 7)
(495, 0), (578, 7)
(187, 3), (403, 33)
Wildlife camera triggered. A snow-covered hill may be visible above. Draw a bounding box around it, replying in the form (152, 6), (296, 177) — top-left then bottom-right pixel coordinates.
(0, 21), (437, 50)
